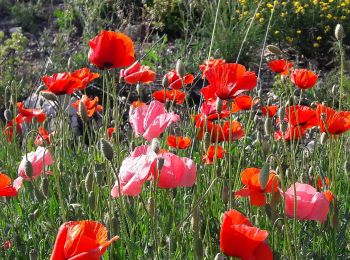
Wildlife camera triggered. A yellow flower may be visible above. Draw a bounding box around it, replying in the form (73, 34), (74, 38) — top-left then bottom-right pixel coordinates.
(274, 30), (280, 35)
(313, 43), (320, 48)
(316, 36), (322, 41)
(297, 30), (302, 34)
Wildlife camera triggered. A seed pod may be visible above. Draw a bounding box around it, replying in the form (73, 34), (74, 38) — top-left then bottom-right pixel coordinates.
(335, 24), (344, 41)
(4, 109), (13, 121)
(41, 177), (49, 197)
(266, 44), (282, 55)
(151, 138), (160, 154)
(320, 132), (327, 145)
(216, 97), (223, 115)
(88, 191), (96, 210)
(25, 160), (33, 179)
(78, 101), (89, 122)
(100, 138), (114, 160)
(222, 184), (229, 205)
(191, 206), (200, 234)
(259, 164), (270, 189)
(85, 171), (94, 193)
(176, 59), (185, 78)
(162, 75), (169, 88)
(41, 91), (58, 102)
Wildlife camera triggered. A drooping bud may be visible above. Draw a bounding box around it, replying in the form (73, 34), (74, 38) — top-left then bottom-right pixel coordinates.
(176, 59), (185, 78)
(216, 97), (223, 115)
(259, 164), (270, 189)
(40, 177), (49, 197)
(25, 160), (33, 179)
(4, 109), (13, 121)
(162, 75), (169, 88)
(85, 171), (94, 193)
(266, 44), (282, 55)
(221, 184), (229, 205)
(78, 101), (89, 122)
(320, 132), (328, 145)
(100, 138), (114, 160)
(151, 138), (160, 154)
(157, 157), (165, 172)
(40, 91), (58, 102)
(335, 24), (344, 41)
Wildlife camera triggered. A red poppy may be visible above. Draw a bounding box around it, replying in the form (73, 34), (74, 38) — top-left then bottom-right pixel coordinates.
(316, 104), (350, 135)
(50, 220), (119, 260)
(17, 102), (46, 123)
(35, 127), (51, 146)
(274, 124), (306, 142)
(291, 69), (318, 90)
(204, 63), (257, 100)
(199, 58), (226, 78)
(119, 61), (156, 84)
(70, 68), (100, 90)
(0, 173), (20, 197)
(220, 209), (273, 259)
(268, 59), (293, 75)
(107, 127), (116, 138)
(285, 105), (317, 128)
(165, 69), (194, 90)
(72, 95), (103, 117)
(153, 89), (186, 105)
(88, 30), (134, 70)
(4, 115), (23, 142)
(199, 99), (230, 120)
(261, 105), (278, 117)
(167, 135), (191, 149)
(235, 168), (279, 206)
(196, 118), (245, 143)
(131, 101), (146, 108)
(202, 145), (225, 164)
(231, 95), (259, 113)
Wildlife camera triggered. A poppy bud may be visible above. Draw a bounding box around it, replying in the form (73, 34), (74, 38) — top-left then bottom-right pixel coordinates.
(308, 166), (313, 177)
(266, 44), (282, 55)
(332, 85), (338, 95)
(100, 138), (114, 161)
(222, 184), (229, 205)
(203, 132), (211, 151)
(41, 91), (58, 102)
(264, 118), (273, 135)
(343, 161), (350, 173)
(320, 132), (328, 145)
(35, 85), (46, 94)
(162, 75), (169, 88)
(176, 59), (185, 78)
(85, 171), (94, 193)
(191, 206), (200, 234)
(78, 101), (89, 122)
(151, 138), (160, 154)
(4, 109), (13, 121)
(214, 253), (225, 260)
(259, 165), (270, 189)
(88, 191), (96, 210)
(194, 238), (203, 260)
(261, 139), (270, 156)
(29, 249), (38, 260)
(94, 170), (104, 185)
(40, 177), (49, 197)
(335, 24), (344, 41)
(25, 160), (33, 179)
(157, 157), (165, 172)
(216, 97), (223, 115)
(148, 197), (155, 217)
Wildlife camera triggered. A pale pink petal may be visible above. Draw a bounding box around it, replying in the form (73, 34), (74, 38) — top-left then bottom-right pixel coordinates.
(177, 157), (196, 187)
(307, 192), (330, 222)
(13, 177), (23, 191)
(129, 105), (148, 136)
(143, 100), (166, 131)
(143, 113), (180, 141)
(111, 146), (157, 197)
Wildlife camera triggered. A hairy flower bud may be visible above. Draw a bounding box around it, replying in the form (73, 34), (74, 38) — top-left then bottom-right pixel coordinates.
(266, 44), (282, 55)
(216, 97), (223, 115)
(176, 59), (185, 78)
(78, 101), (89, 122)
(100, 138), (114, 160)
(162, 75), (169, 88)
(151, 138), (160, 154)
(4, 109), (13, 121)
(335, 24), (344, 41)
(41, 91), (58, 102)
(85, 171), (94, 193)
(25, 160), (33, 179)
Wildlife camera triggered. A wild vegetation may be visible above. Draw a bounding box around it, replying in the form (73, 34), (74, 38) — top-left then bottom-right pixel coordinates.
(0, 0), (349, 259)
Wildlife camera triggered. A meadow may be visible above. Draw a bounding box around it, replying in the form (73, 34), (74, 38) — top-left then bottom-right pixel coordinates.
(0, 0), (350, 259)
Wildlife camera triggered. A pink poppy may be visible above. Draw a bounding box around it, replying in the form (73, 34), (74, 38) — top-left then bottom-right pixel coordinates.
(18, 146), (54, 181)
(111, 145), (196, 197)
(129, 100), (180, 141)
(283, 183), (330, 222)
